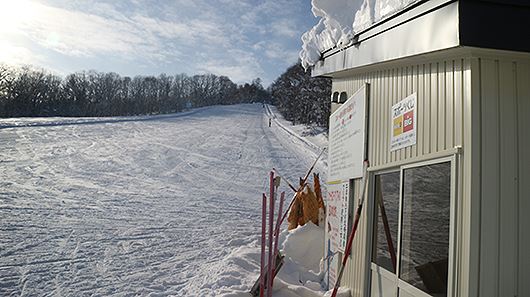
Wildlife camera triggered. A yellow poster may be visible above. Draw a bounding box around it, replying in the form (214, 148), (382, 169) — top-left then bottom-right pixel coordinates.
(393, 115), (403, 137)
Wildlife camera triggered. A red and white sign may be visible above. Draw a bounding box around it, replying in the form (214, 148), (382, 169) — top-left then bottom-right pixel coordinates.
(390, 93), (417, 151)
(326, 181), (350, 253)
(325, 181), (350, 289)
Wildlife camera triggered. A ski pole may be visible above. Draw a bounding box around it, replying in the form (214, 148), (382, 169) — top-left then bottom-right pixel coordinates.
(276, 148), (326, 230)
(267, 172), (275, 297)
(260, 194), (266, 297)
(330, 160), (369, 297)
(301, 148), (326, 183)
(271, 192), (285, 288)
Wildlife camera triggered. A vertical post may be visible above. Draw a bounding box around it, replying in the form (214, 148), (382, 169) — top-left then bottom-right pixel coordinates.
(267, 172), (275, 297)
(273, 192), (285, 256)
(327, 238), (331, 291)
(271, 192), (285, 285)
(260, 194), (267, 297)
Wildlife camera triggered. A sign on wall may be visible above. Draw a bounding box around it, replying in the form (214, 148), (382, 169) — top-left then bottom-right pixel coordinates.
(328, 85), (368, 181)
(390, 93), (417, 151)
(326, 181), (350, 254)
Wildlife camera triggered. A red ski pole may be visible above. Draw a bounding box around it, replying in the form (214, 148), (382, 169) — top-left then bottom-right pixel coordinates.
(273, 192), (285, 257)
(330, 160), (369, 297)
(267, 172), (275, 297)
(271, 191), (285, 288)
(260, 194), (266, 297)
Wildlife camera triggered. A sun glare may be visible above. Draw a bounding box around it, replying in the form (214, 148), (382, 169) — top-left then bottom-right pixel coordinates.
(0, 0), (37, 33)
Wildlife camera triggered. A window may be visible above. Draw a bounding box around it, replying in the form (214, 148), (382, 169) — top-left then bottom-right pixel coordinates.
(332, 92), (339, 103)
(372, 172), (400, 273)
(400, 162), (451, 296)
(370, 160), (453, 297)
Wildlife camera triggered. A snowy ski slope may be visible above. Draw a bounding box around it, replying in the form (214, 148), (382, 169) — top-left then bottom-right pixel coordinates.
(0, 104), (327, 296)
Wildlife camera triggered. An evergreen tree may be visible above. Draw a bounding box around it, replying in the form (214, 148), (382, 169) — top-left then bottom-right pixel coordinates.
(270, 62), (331, 127)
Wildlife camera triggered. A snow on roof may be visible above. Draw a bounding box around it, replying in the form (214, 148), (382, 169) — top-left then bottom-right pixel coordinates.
(300, 0), (421, 70)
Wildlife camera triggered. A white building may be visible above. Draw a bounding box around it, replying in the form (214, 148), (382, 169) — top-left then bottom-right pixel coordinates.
(313, 1), (530, 297)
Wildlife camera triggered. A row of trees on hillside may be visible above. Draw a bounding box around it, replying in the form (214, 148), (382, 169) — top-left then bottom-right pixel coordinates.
(0, 64), (270, 118)
(270, 62), (331, 127)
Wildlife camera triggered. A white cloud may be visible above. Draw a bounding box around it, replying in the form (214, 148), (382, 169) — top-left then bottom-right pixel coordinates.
(17, 3), (146, 56)
(5, 1), (238, 63)
(270, 19), (299, 38)
(197, 50), (264, 84)
(263, 42), (299, 65)
(0, 0), (312, 84)
(0, 41), (40, 66)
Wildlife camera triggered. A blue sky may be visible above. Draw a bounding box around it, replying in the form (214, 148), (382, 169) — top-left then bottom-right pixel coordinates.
(0, 0), (317, 86)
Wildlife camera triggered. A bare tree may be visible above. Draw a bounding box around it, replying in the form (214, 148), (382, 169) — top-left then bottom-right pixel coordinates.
(0, 64), (274, 118)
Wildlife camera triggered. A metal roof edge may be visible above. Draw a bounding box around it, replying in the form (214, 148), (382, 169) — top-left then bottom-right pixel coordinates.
(311, 0), (530, 78)
(312, 0), (460, 77)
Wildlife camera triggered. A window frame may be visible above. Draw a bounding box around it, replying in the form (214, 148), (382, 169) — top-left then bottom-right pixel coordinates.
(366, 155), (458, 297)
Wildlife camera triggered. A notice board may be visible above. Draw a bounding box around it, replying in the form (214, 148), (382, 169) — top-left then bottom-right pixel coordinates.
(328, 85), (368, 181)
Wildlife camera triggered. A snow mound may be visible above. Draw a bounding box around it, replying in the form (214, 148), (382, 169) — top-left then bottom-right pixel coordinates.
(204, 245), (263, 296)
(352, 0), (373, 33)
(323, 287), (351, 297)
(375, 0), (418, 21)
(203, 221), (356, 297)
(281, 222), (324, 273)
(300, 0), (421, 70)
(300, 0), (357, 70)
(219, 223), (327, 297)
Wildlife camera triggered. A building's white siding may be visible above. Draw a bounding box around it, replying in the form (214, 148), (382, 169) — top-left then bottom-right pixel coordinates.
(331, 56), (470, 297)
(329, 52), (530, 297)
(475, 57), (530, 297)
(333, 59), (466, 168)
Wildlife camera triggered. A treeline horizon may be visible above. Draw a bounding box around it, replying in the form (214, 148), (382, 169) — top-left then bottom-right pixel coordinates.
(0, 62), (331, 128)
(0, 64), (270, 118)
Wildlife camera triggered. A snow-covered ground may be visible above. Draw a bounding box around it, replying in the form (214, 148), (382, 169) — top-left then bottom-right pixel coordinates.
(0, 104), (329, 296)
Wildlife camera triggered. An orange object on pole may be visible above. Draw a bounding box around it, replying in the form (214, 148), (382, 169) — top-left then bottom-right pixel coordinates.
(313, 173), (325, 212)
(276, 148), (326, 231)
(300, 186), (320, 226)
(287, 192), (302, 230)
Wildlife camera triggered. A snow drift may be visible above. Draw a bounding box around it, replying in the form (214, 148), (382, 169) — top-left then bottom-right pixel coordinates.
(219, 222), (350, 297)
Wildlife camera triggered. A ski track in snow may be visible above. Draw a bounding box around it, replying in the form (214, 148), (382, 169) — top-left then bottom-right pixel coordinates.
(0, 104), (327, 296)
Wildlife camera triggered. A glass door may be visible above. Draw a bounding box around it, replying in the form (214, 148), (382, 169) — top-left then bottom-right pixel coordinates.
(370, 158), (455, 297)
